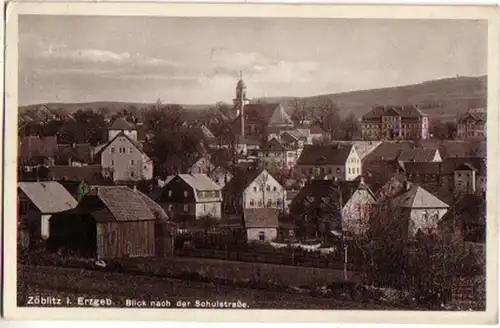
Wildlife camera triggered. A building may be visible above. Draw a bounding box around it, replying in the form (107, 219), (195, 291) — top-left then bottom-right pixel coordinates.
(229, 74), (295, 144)
(361, 105), (429, 140)
(377, 181), (450, 238)
(290, 179), (377, 236)
(222, 168), (286, 214)
(257, 137), (300, 170)
(94, 131), (154, 182)
(108, 117), (138, 141)
(398, 148), (442, 164)
(208, 166), (234, 188)
(18, 136), (58, 166)
(243, 208), (280, 242)
(453, 162), (487, 196)
(55, 143), (94, 166)
(18, 181), (78, 246)
(184, 154), (215, 175)
(47, 186), (172, 259)
(160, 174), (223, 221)
(296, 144), (362, 181)
(456, 108), (486, 140)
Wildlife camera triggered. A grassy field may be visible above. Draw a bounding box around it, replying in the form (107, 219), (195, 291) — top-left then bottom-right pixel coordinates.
(18, 264), (402, 310)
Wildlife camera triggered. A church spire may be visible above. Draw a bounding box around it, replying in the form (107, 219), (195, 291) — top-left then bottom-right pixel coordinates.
(233, 72), (249, 138)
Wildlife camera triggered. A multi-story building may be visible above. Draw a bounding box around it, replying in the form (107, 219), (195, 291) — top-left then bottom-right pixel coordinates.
(361, 105), (429, 140)
(456, 108), (486, 139)
(296, 144), (362, 181)
(222, 168), (286, 214)
(160, 174), (223, 221)
(257, 137), (301, 170)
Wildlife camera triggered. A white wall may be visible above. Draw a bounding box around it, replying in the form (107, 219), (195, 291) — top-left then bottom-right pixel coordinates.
(247, 227), (278, 242)
(342, 189), (377, 235)
(409, 208), (448, 237)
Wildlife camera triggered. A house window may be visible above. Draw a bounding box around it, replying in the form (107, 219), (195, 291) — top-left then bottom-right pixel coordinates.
(258, 199), (263, 206)
(267, 199), (272, 207)
(457, 173), (462, 177)
(253, 186), (257, 192)
(250, 199), (255, 206)
(273, 186), (277, 191)
(111, 147), (115, 153)
(129, 148), (133, 153)
(328, 168), (333, 174)
(336, 168), (341, 174)
(111, 160), (114, 165)
(184, 190), (188, 197)
(130, 159), (135, 165)
(259, 231), (265, 241)
(203, 204), (207, 212)
(168, 190), (172, 197)
(184, 204), (189, 212)
(266, 185), (271, 192)
(168, 204), (173, 211)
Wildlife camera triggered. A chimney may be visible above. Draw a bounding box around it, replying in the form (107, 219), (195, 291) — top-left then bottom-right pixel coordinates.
(133, 185), (137, 192)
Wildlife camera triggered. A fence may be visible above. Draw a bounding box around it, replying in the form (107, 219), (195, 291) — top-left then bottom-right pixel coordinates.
(175, 247), (357, 271)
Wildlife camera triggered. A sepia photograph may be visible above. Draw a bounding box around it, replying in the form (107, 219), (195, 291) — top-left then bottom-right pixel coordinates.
(3, 2), (499, 324)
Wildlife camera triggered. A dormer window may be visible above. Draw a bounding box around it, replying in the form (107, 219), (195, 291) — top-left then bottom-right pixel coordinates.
(184, 190), (188, 197)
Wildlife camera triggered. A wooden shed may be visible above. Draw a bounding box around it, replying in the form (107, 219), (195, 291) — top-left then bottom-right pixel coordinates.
(48, 186), (172, 260)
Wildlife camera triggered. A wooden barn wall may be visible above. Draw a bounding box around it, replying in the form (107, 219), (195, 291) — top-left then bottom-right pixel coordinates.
(97, 220), (156, 259)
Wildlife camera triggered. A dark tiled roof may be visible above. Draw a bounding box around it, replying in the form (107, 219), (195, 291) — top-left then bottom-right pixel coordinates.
(458, 111), (486, 123)
(222, 168), (267, 194)
(109, 117), (135, 130)
(391, 183), (449, 208)
(362, 105), (426, 120)
(291, 179), (371, 213)
(441, 157), (487, 175)
(260, 138), (290, 151)
(19, 136), (58, 162)
(96, 186), (158, 222)
(56, 143), (93, 164)
(243, 208), (280, 229)
(48, 165), (103, 183)
(398, 149), (439, 163)
(297, 144), (354, 165)
(363, 142), (412, 162)
(403, 162), (442, 175)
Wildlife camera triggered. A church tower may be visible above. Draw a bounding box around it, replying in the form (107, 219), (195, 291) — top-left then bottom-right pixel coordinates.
(233, 72), (249, 137)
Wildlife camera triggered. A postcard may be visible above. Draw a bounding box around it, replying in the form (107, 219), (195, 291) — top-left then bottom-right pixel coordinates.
(3, 1), (499, 324)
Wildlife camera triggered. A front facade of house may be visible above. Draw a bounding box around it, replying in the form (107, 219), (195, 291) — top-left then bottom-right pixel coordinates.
(257, 138), (300, 170)
(454, 163), (487, 196)
(99, 132), (153, 182)
(341, 186), (378, 235)
(161, 174), (223, 220)
(296, 144), (362, 181)
(361, 105), (430, 140)
(243, 208), (280, 243)
(456, 109), (486, 139)
(247, 227), (277, 242)
(242, 170), (286, 211)
(187, 156), (215, 174)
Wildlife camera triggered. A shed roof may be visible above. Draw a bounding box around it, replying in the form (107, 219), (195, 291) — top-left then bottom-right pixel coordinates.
(18, 181), (78, 213)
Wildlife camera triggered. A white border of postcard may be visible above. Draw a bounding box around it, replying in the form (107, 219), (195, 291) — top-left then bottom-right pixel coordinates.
(3, 2), (499, 324)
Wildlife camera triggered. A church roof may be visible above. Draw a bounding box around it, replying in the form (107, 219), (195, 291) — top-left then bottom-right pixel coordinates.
(392, 184), (449, 209)
(268, 103), (294, 126)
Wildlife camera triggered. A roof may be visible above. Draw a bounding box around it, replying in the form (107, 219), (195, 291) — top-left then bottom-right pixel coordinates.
(291, 180), (373, 213)
(94, 131), (145, 158)
(109, 117), (135, 130)
(260, 138), (290, 151)
(398, 149), (439, 163)
(297, 144), (354, 165)
(362, 105), (426, 120)
(178, 173), (222, 191)
(458, 111), (486, 123)
(267, 104), (294, 126)
(441, 157), (487, 175)
(135, 189), (169, 220)
(243, 208), (280, 229)
(222, 168), (269, 194)
(230, 103), (294, 133)
(56, 143), (93, 164)
(363, 142), (413, 162)
(402, 162), (442, 175)
(96, 186), (158, 221)
(392, 183), (449, 209)
(18, 181), (78, 213)
(48, 164), (103, 182)
(19, 136), (58, 162)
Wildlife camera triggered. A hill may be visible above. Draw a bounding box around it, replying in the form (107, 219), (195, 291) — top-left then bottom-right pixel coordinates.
(259, 75), (487, 121)
(19, 75), (486, 122)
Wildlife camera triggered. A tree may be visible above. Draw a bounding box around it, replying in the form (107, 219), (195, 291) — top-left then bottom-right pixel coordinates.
(340, 112), (361, 140)
(290, 98), (310, 126)
(312, 99), (342, 140)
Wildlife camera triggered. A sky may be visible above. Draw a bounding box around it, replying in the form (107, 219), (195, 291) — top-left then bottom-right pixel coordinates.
(18, 15), (487, 106)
